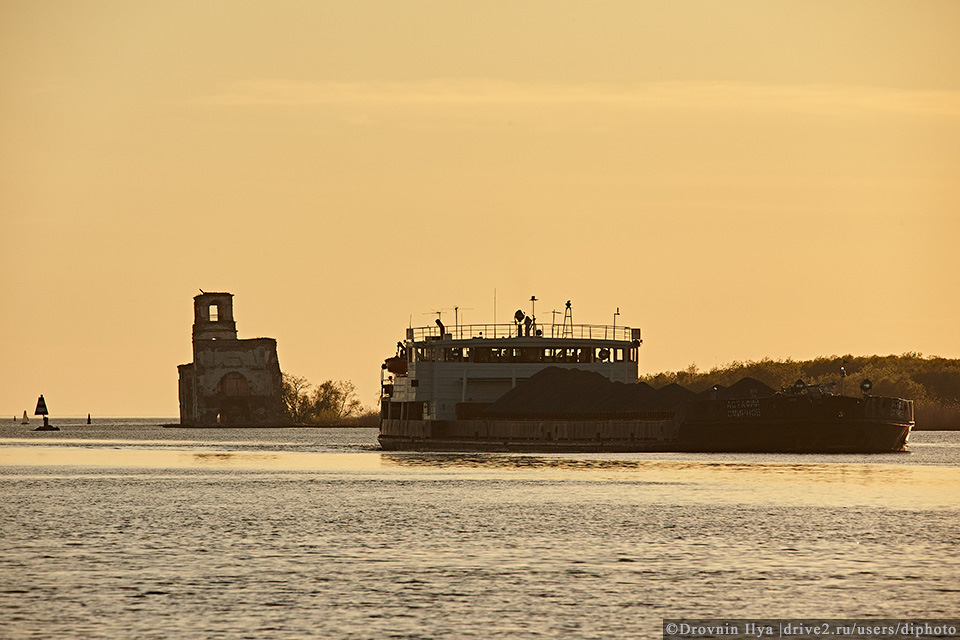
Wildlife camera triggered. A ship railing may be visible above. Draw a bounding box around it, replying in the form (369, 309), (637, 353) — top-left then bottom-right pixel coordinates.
(405, 323), (637, 343)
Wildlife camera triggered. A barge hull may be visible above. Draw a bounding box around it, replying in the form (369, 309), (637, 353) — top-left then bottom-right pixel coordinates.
(677, 420), (911, 453)
(378, 418), (911, 453)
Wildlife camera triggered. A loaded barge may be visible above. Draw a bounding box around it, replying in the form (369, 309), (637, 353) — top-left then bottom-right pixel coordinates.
(379, 302), (913, 453)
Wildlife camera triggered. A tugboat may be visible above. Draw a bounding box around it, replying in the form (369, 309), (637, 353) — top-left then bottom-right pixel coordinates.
(378, 300), (913, 453)
(380, 299), (641, 451)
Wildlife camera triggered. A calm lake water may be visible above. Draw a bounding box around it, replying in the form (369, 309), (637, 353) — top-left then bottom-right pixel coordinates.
(1, 420), (958, 639)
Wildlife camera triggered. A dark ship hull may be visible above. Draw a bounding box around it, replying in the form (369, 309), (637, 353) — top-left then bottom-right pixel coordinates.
(676, 419), (911, 453)
(674, 393), (912, 453)
(379, 370), (913, 454)
(380, 416), (681, 453)
(378, 416), (911, 453)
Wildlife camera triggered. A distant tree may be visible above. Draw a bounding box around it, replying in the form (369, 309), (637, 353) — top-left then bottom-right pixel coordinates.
(282, 373), (364, 425)
(309, 380), (363, 423)
(282, 373), (314, 424)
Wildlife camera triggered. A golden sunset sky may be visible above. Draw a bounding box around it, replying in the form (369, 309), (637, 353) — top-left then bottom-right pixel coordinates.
(2, 1), (958, 416)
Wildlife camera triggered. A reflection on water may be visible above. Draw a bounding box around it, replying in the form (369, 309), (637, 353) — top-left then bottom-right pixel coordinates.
(0, 422), (382, 453)
(192, 452), (238, 463)
(2, 446), (959, 490)
(1, 428), (959, 639)
(380, 452), (953, 487)
(3, 444), (956, 513)
(0, 447), (382, 472)
(1, 437), (325, 448)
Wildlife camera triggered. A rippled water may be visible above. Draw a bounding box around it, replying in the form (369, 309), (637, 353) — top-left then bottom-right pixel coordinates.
(1, 421), (958, 639)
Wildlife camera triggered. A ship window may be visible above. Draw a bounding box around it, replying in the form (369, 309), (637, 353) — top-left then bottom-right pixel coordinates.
(209, 304), (219, 322)
(443, 347), (471, 362)
(517, 348), (532, 363)
(406, 402), (423, 420)
(505, 348), (530, 362)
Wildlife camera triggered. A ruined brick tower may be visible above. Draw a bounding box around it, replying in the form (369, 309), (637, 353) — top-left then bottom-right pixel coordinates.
(177, 292), (287, 426)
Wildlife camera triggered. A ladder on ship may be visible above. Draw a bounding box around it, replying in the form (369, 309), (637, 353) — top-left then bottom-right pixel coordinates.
(562, 301), (573, 338)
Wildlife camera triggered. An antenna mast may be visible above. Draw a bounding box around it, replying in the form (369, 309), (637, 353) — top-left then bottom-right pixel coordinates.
(530, 295), (538, 334)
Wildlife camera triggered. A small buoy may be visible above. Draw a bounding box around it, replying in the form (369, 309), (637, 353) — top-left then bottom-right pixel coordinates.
(35, 395), (49, 416)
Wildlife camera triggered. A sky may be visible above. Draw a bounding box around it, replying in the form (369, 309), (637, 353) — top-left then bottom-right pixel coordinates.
(2, 1), (959, 417)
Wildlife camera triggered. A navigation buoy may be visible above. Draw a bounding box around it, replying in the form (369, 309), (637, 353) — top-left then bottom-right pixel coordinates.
(33, 395), (59, 431)
(35, 395), (48, 416)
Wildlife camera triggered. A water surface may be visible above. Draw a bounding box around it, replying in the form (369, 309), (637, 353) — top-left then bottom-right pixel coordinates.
(1, 422), (957, 639)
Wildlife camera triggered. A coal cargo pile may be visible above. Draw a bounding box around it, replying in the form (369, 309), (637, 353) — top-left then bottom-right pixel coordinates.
(721, 377), (775, 399)
(480, 369), (782, 420)
(644, 383), (696, 410)
(482, 367), (676, 419)
(480, 367), (647, 418)
(694, 377), (775, 401)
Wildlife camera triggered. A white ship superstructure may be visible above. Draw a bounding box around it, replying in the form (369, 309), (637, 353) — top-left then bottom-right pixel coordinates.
(380, 303), (642, 423)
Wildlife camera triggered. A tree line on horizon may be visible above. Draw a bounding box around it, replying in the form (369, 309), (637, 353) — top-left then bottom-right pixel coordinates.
(639, 353), (960, 430)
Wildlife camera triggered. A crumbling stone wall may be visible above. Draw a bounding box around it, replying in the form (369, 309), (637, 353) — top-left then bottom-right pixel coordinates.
(178, 292), (287, 426)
